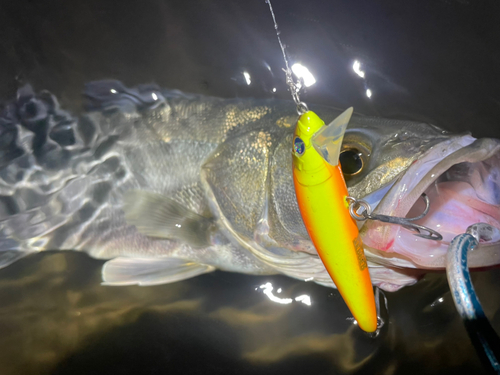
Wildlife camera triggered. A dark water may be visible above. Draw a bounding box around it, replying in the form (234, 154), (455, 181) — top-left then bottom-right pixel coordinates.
(0, 0), (500, 374)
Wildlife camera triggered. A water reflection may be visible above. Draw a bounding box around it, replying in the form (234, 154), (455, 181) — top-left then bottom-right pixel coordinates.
(243, 71), (252, 86)
(0, 251), (496, 374)
(291, 63), (316, 87)
(431, 297), (445, 307)
(258, 282), (312, 306)
(352, 59), (373, 99)
(295, 295), (312, 306)
(259, 282), (293, 304)
(353, 60), (365, 78)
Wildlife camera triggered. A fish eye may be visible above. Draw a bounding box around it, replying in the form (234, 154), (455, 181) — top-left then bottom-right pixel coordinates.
(294, 137), (305, 156)
(340, 148), (363, 176)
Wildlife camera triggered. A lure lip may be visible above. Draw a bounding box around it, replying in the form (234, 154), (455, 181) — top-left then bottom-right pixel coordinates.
(311, 107), (353, 166)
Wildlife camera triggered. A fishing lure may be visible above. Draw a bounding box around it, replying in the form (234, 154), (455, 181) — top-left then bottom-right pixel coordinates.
(292, 108), (378, 332)
(264, 0), (377, 332)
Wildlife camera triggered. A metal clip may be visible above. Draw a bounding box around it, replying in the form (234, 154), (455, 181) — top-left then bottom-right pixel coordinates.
(283, 68), (308, 115)
(346, 194), (443, 241)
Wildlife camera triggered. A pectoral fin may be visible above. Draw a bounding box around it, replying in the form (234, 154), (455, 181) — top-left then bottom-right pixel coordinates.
(102, 257), (215, 286)
(123, 190), (214, 248)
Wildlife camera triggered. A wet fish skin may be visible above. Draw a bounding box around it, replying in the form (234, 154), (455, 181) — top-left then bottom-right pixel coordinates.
(0, 81), (485, 290)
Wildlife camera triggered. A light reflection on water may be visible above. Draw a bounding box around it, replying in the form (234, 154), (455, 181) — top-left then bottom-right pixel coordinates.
(0, 251), (498, 374)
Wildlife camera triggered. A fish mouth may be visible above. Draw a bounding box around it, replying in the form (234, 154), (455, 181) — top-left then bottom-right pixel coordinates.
(361, 134), (500, 269)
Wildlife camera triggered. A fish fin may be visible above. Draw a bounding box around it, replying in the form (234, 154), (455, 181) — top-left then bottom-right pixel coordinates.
(123, 190), (214, 248)
(101, 257), (215, 286)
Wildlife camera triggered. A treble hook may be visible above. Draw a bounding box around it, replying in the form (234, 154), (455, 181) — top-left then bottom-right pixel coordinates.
(347, 194), (443, 241)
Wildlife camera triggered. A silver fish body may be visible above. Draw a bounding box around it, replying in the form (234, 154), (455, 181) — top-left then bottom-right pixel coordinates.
(1, 81), (499, 292)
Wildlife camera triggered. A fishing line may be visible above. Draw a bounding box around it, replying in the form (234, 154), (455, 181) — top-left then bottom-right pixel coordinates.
(265, 0), (308, 115)
(265, 0), (380, 333)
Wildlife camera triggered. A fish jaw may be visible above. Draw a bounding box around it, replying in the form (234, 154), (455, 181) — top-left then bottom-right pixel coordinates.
(361, 135), (500, 269)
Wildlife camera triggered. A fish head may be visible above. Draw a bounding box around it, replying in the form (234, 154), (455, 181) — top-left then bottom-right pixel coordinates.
(199, 100), (500, 289)
(272, 110), (500, 270)
(306, 112), (500, 271)
(340, 115), (452, 197)
(303, 112), (500, 271)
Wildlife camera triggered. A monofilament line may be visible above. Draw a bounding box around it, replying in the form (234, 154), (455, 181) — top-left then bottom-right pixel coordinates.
(265, 0), (291, 79)
(265, 0), (308, 114)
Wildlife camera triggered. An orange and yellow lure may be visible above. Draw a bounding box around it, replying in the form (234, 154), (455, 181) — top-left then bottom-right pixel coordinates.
(292, 109), (377, 333)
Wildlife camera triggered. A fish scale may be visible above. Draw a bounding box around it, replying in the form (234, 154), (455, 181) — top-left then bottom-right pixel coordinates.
(0, 80), (498, 294)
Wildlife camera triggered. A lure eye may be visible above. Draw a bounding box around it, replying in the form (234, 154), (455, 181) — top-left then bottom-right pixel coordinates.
(340, 148), (363, 176)
(294, 137), (305, 156)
